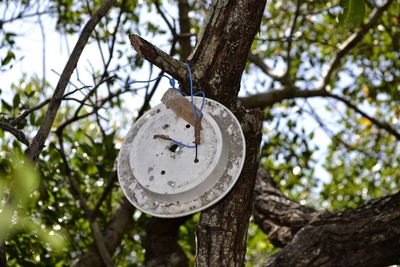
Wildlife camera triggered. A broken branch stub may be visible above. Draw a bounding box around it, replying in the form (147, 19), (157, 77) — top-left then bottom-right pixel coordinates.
(161, 89), (202, 144)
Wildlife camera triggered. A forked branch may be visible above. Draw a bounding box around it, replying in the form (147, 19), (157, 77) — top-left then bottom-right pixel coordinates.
(26, 0), (117, 162)
(255, 169), (400, 266)
(253, 169), (316, 247)
(320, 0), (394, 89)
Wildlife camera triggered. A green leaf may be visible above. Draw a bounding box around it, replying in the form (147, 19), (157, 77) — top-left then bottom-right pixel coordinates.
(1, 50), (15, 66)
(13, 94), (20, 108)
(29, 112), (35, 125)
(339, 0), (366, 29)
(1, 99), (12, 111)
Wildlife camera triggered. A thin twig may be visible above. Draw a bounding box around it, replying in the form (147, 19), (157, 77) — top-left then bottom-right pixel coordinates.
(304, 100), (380, 158)
(153, 0), (177, 38)
(102, 0), (126, 80)
(241, 87), (400, 140)
(93, 92), (107, 139)
(248, 53), (287, 84)
(2, 10), (52, 24)
(55, 83), (134, 135)
(26, 0), (117, 162)
(328, 93), (400, 141)
(285, 0), (302, 80)
(11, 85), (91, 126)
(37, 3), (46, 91)
(320, 0), (394, 90)
(57, 135), (115, 267)
(53, 75), (115, 137)
(11, 99), (50, 126)
(90, 171), (118, 220)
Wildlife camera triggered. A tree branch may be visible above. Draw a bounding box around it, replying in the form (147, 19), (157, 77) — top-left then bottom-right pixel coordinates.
(303, 100), (381, 158)
(73, 197), (135, 267)
(320, 0), (394, 90)
(11, 84), (93, 127)
(26, 0), (117, 162)
(248, 53), (287, 84)
(240, 87), (328, 109)
(328, 93), (400, 141)
(0, 121), (30, 146)
(284, 0), (301, 81)
(57, 135), (115, 267)
(152, 0), (177, 39)
(90, 171), (118, 220)
(177, 0), (192, 59)
(240, 88), (400, 141)
(264, 191), (400, 266)
(254, 169), (400, 266)
(129, 34), (187, 81)
(11, 98), (50, 126)
(100, 0), (126, 83)
(253, 169), (316, 248)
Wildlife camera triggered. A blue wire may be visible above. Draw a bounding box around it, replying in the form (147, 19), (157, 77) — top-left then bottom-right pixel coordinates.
(195, 91), (205, 116)
(185, 63), (197, 124)
(170, 139), (196, 148)
(127, 74), (179, 90)
(127, 75), (164, 84)
(127, 65), (206, 149)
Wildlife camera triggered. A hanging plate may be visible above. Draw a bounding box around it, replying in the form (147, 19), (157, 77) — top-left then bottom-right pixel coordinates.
(117, 97), (245, 218)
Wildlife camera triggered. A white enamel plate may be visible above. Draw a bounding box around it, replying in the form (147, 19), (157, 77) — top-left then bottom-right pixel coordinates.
(117, 97), (245, 218)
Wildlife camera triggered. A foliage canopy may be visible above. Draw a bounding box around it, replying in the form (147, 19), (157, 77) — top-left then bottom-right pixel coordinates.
(0, 0), (399, 266)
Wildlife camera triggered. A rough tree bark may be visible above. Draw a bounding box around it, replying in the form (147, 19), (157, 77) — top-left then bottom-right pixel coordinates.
(3, 0), (398, 265)
(5, 0), (397, 265)
(188, 1), (266, 265)
(130, 0), (266, 266)
(253, 169), (316, 247)
(254, 170), (400, 266)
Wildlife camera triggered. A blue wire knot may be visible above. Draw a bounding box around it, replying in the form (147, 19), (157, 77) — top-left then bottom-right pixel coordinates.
(127, 64), (206, 149)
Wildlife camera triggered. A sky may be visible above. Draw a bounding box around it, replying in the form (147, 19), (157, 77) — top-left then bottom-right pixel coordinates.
(0, 1), (334, 201)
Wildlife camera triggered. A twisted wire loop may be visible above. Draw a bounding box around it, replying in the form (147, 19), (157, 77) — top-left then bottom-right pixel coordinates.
(128, 64), (206, 150)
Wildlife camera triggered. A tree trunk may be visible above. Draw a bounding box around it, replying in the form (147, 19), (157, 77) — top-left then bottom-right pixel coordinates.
(130, 0), (267, 265)
(188, 1), (267, 266)
(196, 110), (262, 266)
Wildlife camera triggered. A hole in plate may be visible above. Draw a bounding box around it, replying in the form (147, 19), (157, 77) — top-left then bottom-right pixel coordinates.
(185, 124), (190, 128)
(169, 144), (180, 153)
(161, 170), (166, 175)
(194, 158), (199, 163)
